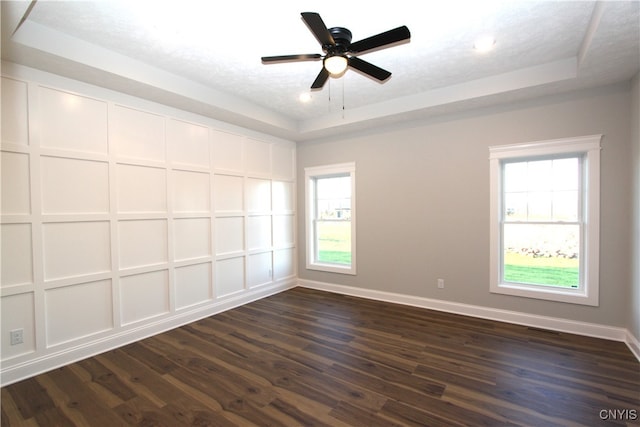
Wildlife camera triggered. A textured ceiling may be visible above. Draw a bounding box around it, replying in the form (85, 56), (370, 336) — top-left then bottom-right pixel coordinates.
(2, 1), (639, 141)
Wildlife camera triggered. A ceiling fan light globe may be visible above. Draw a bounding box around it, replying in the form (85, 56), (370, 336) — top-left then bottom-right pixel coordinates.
(324, 55), (348, 76)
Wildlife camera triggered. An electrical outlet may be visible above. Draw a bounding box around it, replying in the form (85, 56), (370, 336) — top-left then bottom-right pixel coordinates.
(10, 329), (24, 345)
(437, 279), (445, 289)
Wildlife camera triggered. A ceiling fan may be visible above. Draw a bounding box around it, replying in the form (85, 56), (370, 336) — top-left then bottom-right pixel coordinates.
(261, 12), (411, 89)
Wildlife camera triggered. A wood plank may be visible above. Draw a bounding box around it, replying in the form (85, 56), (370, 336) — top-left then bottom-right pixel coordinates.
(94, 350), (172, 408)
(120, 341), (180, 375)
(1, 387), (40, 427)
(138, 338), (277, 409)
(76, 356), (137, 403)
(261, 397), (337, 427)
(161, 401), (242, 427)
(4, 377), (56, 420)
(325, 363), (444, 408)
(329, 401), (405, 427)
(380, 399), (469, 427)
(34, 373), (92, 427)
(442, 383), (572, 427)
(111, 395), (167, 426)
(42, 367), (128, 426)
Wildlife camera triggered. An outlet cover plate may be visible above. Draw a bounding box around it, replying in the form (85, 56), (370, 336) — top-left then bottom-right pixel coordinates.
(10, 329), (24, 345)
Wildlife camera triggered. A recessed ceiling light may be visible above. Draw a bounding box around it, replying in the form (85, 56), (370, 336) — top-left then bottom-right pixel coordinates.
(299, 93), (312, 103)
(474, 36), (496, 53)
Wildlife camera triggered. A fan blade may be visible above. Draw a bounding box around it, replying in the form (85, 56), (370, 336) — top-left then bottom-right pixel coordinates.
(348, 56), (391, 81)
(349, 26), (410, 54)
(301, 12), (335, 47)
(311, 67), (330, 89)
(262, 54), (322, 63)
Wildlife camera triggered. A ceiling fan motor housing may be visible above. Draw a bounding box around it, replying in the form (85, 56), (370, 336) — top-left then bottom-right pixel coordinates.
(327, 27), (352, 54)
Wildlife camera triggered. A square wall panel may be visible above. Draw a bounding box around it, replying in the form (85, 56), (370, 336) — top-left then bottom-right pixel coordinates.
(117, 164), (167, 213)
(272, 181), (294, 212)
(1, 223), (33, 287)
(214, 174), (243, 213)
(112, 105), (165, 162)
(215, 217), (243, 255)
(175, 262), (212, 309)
(119, 219), (168, 269)
(173, 170), (210, 213)
(174, 218), (211, 261)
(1, 77), (29, 146)
(1, 292), (35, 360)
(247, 215), (272, 251)
(246, 178), (271, 213)
(247, 252), (272, 288)
(120, 270), (169, 325)
(245, 139), (271, 176)
(274, 248), (295, 279)
(45, 280), (113, 347)
(212, 130), (243, 172)
(272, 143), (295, 180)
(41, 156), (109, 214)
(215, 257), (244, 297)
(38, 86), (108, 154)
(273, 215), (294, 248)
(167, 119), (210, 168)
(1, 151), (31, 215)
(43, 221), (111, 281)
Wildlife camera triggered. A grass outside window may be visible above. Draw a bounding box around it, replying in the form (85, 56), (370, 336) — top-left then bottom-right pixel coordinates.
(503, 252), (578, 288)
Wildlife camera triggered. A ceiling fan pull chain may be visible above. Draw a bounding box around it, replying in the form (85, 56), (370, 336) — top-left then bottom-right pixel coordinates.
(328, 79), (332, 113)
(342, 78), (345, 119)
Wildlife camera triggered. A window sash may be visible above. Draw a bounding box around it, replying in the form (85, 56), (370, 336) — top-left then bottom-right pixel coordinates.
(313, 219), (352, 266)
(500, 154), (585, 224)
(500, 222), (583, 289)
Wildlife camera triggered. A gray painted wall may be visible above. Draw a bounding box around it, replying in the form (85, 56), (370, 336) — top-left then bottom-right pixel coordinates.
(297, 83), (633, 328)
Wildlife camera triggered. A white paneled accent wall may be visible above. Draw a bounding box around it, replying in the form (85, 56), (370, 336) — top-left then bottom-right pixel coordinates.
(0, 73), (296, 385)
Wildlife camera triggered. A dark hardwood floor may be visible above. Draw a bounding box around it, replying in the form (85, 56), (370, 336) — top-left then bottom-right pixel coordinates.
(2, 287), (639, 426)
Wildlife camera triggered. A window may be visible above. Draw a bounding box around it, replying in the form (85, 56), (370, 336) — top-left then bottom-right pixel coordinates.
(489, 135), (601, 305)
(305, 163), (356, 275)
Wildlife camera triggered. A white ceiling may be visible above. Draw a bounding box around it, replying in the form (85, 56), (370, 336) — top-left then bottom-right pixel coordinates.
(2, 1), (639, 141)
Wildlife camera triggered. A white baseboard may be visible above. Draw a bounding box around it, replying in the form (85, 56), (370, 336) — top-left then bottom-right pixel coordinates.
(626, 330), (640, 361)
(0, 279), (295, 387)
(298, 279), (640, 362)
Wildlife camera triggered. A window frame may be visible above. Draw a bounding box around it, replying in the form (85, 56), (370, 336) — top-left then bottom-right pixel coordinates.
(489, 135), (601, 306)
(305, 162), (356, 275)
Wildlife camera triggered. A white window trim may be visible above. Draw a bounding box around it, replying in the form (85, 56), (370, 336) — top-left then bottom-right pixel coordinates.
(305, 162), (356, 275)
(489, 135), (601, 306)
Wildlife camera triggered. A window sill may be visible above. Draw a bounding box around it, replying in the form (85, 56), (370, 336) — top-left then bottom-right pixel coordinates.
(490, 282), (598, 306)
(306, 262), (356, 275)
